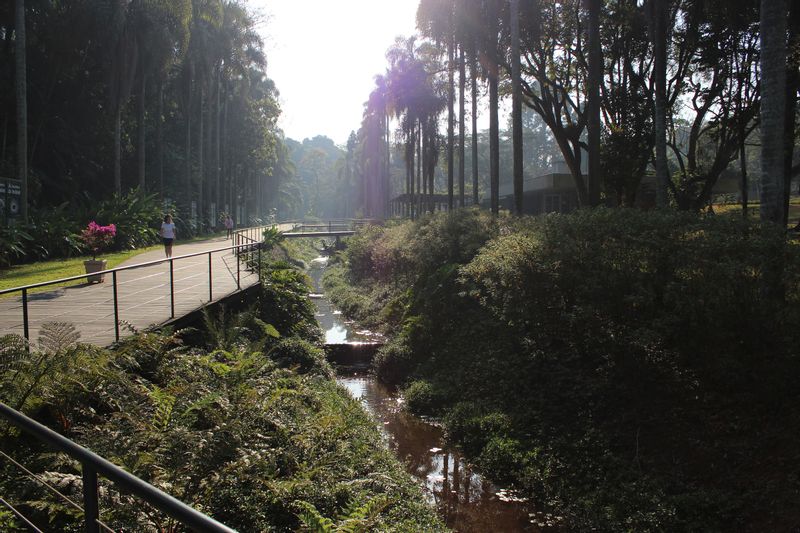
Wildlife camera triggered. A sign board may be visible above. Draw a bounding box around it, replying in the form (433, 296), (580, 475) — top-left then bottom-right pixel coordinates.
(0, 178), (22, 226)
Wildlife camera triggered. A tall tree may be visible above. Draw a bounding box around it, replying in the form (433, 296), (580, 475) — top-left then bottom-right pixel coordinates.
(487, 0), (500, 215)
(647, 0), (669, 207)
(511, 0), (524, 214)
(585, 0), (601, 206)
(760, 0), (788, 225)
(14, 0), (27, 223)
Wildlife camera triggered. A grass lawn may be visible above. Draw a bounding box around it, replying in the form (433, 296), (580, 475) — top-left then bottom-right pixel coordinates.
(714, 198), (800, 226)
(0, 246), (161, 295)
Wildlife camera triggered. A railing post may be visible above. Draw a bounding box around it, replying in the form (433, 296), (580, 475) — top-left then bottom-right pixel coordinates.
(112, 271), (120, 342)
(21, 288), (29, 344)
(169, 260), (175, 319)
(236, 245), (241, 289)
(258, 245), (262, 282)
(82, 465), (99, 533)
(208, 252), (213, 302)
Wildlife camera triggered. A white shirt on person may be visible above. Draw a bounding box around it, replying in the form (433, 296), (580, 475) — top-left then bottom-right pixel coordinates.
(161, 222), (176, 239)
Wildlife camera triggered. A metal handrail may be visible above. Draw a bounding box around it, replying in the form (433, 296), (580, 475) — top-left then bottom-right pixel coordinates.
(0, 402), (237, 533)
(2, 240), (263, 344)
(0, 242), (260, 296)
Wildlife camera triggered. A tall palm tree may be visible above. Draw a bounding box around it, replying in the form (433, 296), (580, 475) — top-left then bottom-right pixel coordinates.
(760, 0), (787, 225)
(487, 0), (500, 215)
(511, 0), (524, 214)
(108, 0), (139, 194)
(14, 0), (27, 223)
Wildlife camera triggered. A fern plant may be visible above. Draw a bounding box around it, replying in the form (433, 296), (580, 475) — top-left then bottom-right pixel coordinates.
(297, 496), (390, 533)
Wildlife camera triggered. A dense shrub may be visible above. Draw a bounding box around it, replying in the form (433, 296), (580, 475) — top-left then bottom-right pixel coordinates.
(93, 189), (161, 250)
(258, 266), (321, 341)
(270, 337), (331, 377)
(403, 380), (441, 416)
(326, 208), (800, 532)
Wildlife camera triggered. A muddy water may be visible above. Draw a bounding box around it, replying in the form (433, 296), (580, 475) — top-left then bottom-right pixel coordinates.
(308, 256), (548, 533)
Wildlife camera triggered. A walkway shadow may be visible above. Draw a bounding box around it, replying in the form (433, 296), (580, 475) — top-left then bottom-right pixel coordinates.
(26, 282), (95, 301)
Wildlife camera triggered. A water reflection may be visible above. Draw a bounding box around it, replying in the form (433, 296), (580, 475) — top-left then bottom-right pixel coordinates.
(339, 376), (539, 533)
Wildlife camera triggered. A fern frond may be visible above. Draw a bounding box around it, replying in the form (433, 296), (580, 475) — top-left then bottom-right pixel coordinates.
(37, 322), (80, 354)
(296, 501), (334, 533)
(149, 385), (176, 431)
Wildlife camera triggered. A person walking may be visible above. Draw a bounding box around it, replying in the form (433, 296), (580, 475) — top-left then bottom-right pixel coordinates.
(160, 214), (177, 258)
(224, 214), (234, 239)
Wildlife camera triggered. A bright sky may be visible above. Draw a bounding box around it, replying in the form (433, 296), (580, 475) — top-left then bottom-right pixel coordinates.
(252, 1), (420, 147)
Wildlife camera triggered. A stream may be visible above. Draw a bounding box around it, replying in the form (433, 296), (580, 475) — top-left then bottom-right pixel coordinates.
(308, 256), (553, 532)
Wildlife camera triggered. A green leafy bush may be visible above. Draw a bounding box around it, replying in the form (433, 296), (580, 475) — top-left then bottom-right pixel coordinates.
(327, 208), (800, 532)
(403, 380), (440, 416)
(94, 189), (161, 250)
(270, 337), (331, 377)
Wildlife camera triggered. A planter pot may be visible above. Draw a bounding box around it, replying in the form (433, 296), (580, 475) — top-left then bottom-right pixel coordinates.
(84, 259), (108, 284)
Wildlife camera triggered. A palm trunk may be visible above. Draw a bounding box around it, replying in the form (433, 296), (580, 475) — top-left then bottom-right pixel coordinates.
(489, 74), (500, 215)
(185, 93), (192, 211)
(458, 44), (466, 207)
(137, 73), (146, 190)
(215, 69), (221, 214)
(157, 80), (164, 199)
(114, 106), (122, 194)
(15, 0), (27, 223)
(471, 47), (479, 206)
(447, 37), (455, 210)
(198, 85), (204, 222)
(511, 0), (524, 214)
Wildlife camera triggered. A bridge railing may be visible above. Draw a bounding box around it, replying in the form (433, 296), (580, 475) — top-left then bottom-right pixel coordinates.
(0, 241), (264, 345)
(284, 219), (378, 234)
(0, 401), (236, 532)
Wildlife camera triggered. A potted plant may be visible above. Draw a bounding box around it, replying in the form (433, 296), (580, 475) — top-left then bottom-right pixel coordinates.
(80, 221), (116, 283)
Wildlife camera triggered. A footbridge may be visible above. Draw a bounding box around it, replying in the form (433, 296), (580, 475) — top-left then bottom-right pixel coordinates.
(0, 220), (375, 348)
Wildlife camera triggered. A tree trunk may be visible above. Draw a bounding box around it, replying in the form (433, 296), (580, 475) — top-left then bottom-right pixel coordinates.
(652, 0), (669, 207)
(740, 130), (748, 219)
(114, 106), (122, 194)
(760, 0), (788, 225)
(458, 44), (466, 207)
(586, 0), (602, 207)
(447, 37), (455, 210)
(471, 47), (479, 206)
(185, 90), (192, 211)
(490, 74), (500, 215)
(215, 69), (221, 214)
(198, 85), (204, 222)
(511, 0), (524, 215)
(137, 73), (146, 190)
(784, 0), (800, 223)
(157, 80), (164, 199)
(15, 0), (28, 223)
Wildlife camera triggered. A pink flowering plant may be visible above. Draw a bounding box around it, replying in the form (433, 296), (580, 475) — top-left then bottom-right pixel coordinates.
(80, 221), (116, 259)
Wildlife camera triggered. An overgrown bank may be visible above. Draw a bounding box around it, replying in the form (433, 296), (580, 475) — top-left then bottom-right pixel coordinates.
(323, 208), (800, 532)
(0, 247), (445, 531)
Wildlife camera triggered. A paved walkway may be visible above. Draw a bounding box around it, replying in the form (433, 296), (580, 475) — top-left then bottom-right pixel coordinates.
(0, 236), (260, 347)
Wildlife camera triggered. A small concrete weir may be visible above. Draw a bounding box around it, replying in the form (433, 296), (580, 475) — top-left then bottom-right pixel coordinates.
(324, 342), (382, 369)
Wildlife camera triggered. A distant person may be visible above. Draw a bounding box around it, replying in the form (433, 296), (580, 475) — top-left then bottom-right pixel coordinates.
(224, 214), (234, 239)
(160, 214), (176, 258)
